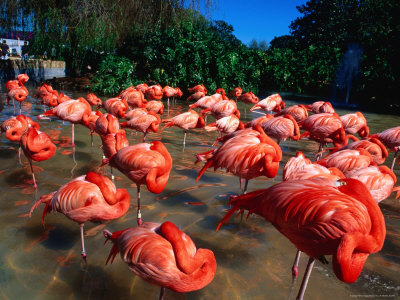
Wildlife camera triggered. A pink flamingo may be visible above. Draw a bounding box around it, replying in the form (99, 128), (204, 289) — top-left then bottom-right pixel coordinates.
(29, 171), (131, 260)
(104, 221), (216, 298)
(120, 87), (147, 108)
(250, 93), (284, 113)
(205, 115), (244, 136)
(217, 178), (385, 300)
(102, 97), (129, 118)
(146, 100), (164, 115)
(161, 110), (205, 145)
(103, 141), (172, 225)
(274, 104), (308, 123)
(306, 101), (335, 114)
(260, 114), (300, 144)
(120, 111), (161, 141)
(370, 126), (400, 170)
(340, 112), (369, 138)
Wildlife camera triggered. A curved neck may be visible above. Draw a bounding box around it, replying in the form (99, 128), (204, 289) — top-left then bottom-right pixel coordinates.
(159, 221), (216, 292)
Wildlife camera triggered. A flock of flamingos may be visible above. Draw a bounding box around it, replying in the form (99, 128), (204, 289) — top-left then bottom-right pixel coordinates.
(1, 73), (400, 299)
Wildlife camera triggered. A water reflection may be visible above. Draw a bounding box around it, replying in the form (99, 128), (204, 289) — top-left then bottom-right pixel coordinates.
(0, 87), (400, 299)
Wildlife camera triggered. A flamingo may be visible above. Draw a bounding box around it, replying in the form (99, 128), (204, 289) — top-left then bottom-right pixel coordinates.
(5, 73), (29, 91)
(20, 127), (56, 189)
(146, 100), (164, 115)
(94, 113), (121, 136)
(259, 114), (300, 144)
(315, 149), (375, 176)
(102, 97), (129, 118)
(161, 110), (205, 145)
(215, 88), (229, 100)
(100, 129), (129, 159)
(186, 91), (206, 102)
(120, 111), (161, 141)
(306, 101), (335, 114)
(162, 85), (176, 106)
(188, 84), (207, 95)
(346, 165), (400, 203)
(1, 114), (40, 163)
(300, 113), (349, 157)
(82, 110), (103, 147)
(103, 141), (172, 225)
(29, 171), (131, 260)
(333, 137), (388, 165)
(237, 91), (259, 113)
(201, 99), (240, 120)
(340, 112), (369, 138)
(188, 94), (222, 111)
(136, 83), (149, 94)
(370, 126), (400, 170)
(5, 74), (29, 107)
(196, 125), (282, 194)
(283, 151), (345, 182)
(145, 85), (163, 101)
(228, 86), (243, 101)
(217, 177), (386, 300)
(120, 87), (147, 108)
(205, 115), (244, 136)
(85, 93), (102, 108)
(1, 115), (40, 142)
(103, 221), (216, 298)
(274, 104), (308, 123)
(7, 86), (29, 112)
(249, 93), (284, 113)
(244, 113), (274, 128)
(38, 97), (92, 148)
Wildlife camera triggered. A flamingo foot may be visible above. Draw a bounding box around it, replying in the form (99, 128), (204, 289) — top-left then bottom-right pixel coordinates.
(137, 211), (143, 226)
(33, 182), (37, 190)
(81, 252), (87, 261)
(292, 265), (299, 278)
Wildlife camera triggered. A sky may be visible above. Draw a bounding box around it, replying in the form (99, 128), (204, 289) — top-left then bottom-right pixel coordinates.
(210, 0), (307, 45)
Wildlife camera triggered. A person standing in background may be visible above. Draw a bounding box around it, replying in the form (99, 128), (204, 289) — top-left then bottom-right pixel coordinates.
(1, 40), (10, 60)
(21, 41), (29, 60)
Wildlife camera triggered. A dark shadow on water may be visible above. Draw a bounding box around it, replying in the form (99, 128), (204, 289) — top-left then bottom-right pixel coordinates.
(0, 147), (17, 159)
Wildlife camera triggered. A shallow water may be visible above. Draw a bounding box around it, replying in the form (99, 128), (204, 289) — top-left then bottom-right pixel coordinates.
(1, 88), (400, 300)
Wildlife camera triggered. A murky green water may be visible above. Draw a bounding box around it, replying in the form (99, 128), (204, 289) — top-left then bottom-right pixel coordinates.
(1, 87), (400, 300)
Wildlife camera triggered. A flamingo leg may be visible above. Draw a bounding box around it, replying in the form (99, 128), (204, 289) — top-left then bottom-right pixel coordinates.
(292, 250), (302, 278)
(111, 166), (114, 182)
(19, 101), (22, 115)
(143, 132), (147, 142)
(316, 143), (324, 160)
(71, 123), (75, 148)
(18, 146), (22, 165)
(137, 185), (142, 225)
(28, 158), (37, 190)
(296, 257), (315, 300)
(243, 179), (249, 194)
(90, 132), (93, 148)
(80, 223), (87, 260)
(183, 131), (187, 145)
(159, 287), (165, 300)
(391, 150), (398, 171)
(167, 97), (170, 107)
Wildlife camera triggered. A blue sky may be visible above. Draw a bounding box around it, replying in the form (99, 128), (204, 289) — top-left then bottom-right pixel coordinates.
(210, 0), (306, 45)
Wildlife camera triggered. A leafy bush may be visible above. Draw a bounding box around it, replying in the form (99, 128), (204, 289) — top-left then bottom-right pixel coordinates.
(91, 55), (136, 96)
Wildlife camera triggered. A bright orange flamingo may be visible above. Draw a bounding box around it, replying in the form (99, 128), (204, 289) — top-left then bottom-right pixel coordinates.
(7, 86), (29, 112)
(102, 97), (129, 118)
(188, 94), (222, 111)
(120, 87), (147, 108)
(370, 126), (400, 170)
(145, 85), (163, 101)
(1, 114), (40, 163)
(20, 127), (56, 189)
(215, 88), (229, 100)
(205, 115), (244, 136)
(82, 110), (103, 147)
(85, 93), (102, 108)
(237, 91), (259, 113)
(346, 165), (400, 203)
(135, 83), (149, 94)
(259, 114), (300, 144)
(228, 86), (243, 101)
(38, 97), (92, 148)
(274, 104), (308, 123)
(250, 93), (284, 113)
(306, 101), (335, 114)
(340, 112), (369, 138)
(120, 111), (161, 141)
(94, 113), (120, 136)
(146, 100), (164, 115)
(104, 221), (216, 298)
(188, 84), (207, 95)
(196, 125), (282, 193)
(300, 113), (350, 157)
(103, 141), (172, 225)
(217, 178), (386, 300)
(29, 171), (131, 260)
(161, 110), (205, 145)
